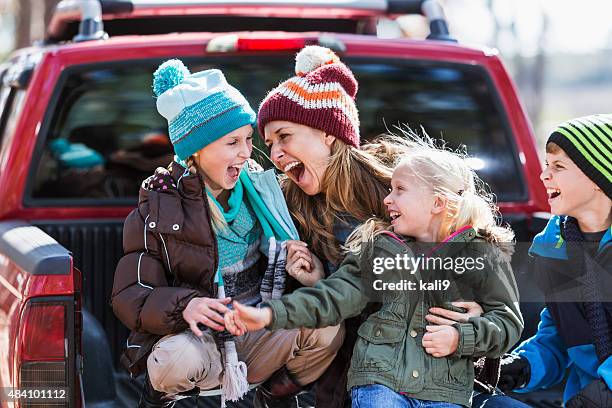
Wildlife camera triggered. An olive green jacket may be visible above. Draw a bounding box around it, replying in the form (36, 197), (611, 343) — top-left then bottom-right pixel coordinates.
(264, 228), (523, 407)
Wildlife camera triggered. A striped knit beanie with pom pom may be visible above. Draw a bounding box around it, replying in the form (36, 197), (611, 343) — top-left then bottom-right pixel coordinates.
(153, 59), (256, 160)
(257, 45), (360, 148)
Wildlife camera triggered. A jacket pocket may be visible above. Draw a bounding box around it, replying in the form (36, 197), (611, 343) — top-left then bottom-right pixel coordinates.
(351, 317), (406, 372)
(431, 355), (471, 389)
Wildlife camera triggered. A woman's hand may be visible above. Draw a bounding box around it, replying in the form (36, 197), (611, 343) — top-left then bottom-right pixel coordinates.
(286, 240), (324, 287)
(182, 296), (231, 336)
(425, 301), (484, 326)
(224, 301), (272, 336)
(422, 325), (459, 357)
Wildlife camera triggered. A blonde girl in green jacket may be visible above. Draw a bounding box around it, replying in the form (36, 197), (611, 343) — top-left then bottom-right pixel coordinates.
(225, 136), (524, 407)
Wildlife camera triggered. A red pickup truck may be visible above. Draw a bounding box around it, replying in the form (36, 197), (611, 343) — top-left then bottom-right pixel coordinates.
(0, 1), (552, 407)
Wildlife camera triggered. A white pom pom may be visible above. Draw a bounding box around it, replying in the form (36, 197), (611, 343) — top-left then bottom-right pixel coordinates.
(295, 45), (339, 76)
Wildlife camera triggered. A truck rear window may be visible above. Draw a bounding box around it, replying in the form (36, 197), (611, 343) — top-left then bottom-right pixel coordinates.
(29, 57), (525, 205)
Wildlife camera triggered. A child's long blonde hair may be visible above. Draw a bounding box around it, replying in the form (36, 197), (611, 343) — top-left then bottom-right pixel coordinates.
(282, 134), (413, 265)
(185, 155), (228, 232)
(345, 128), (514, 254)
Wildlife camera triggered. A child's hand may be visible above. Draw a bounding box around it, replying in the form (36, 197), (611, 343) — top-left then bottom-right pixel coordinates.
(425, 301), (483, 325)
(224, 301), (273, 335)
(422, 325), (459, 357)
(224, 309), (247, 336)
(182, 296), (231, 336)
(286, 240), (324, 287)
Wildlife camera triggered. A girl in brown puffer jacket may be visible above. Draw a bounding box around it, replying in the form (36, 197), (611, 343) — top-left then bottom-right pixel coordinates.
(111, 59), (343, 408)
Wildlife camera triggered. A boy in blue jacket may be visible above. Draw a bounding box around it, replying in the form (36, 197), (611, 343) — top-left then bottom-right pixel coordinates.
(498, 114), (612, 407)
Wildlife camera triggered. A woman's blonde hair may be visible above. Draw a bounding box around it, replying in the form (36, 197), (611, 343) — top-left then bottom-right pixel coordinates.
(282, 134), (413, 265)
(185, 155), (228, 232)
(344, 128), (514, 254)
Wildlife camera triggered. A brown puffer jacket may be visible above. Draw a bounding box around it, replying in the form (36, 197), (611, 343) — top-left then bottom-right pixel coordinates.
(111, 161), (218, 377)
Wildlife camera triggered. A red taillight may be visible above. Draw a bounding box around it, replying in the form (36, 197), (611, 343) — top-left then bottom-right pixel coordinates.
(16, 299), (72, 407)
(236, 37), (307, 51)
(20, 303), (66, 361)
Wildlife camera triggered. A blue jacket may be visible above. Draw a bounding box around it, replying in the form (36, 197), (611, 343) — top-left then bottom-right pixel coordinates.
(512, 216), (612, 403)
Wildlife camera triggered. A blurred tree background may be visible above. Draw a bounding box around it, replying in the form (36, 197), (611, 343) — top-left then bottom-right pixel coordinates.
(1, 0), (59, 53)
(1, 0), (611, 151)
(383, 0), (612, 149)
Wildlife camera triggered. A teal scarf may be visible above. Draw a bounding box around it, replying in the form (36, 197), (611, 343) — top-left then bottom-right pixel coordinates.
(206, 171), (291, 241)
(206, 179), (244, 223)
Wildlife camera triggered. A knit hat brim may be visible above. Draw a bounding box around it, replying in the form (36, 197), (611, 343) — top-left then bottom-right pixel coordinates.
(547, 115), (612, 199)
(257, 93), (359, 148)
(173, 106), (256, 161)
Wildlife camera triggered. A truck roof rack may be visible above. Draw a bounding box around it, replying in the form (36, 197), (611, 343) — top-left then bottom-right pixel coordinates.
(46, 0), (454, 44)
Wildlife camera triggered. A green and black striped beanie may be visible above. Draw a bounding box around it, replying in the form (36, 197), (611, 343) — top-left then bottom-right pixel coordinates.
(547, 114), (612, 199)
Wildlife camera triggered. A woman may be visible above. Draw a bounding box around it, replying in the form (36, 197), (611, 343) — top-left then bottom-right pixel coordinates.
(256, 46), (406, 407)
(111, 59), (343, 408)
(257, 45), (529, 407)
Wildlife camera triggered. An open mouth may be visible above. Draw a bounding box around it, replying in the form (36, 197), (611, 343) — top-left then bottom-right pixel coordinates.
(227, 164), (244, 180)
(547, 188), (561, 200)
(389, 210), (401, 221)
(284, 161), (305, 183)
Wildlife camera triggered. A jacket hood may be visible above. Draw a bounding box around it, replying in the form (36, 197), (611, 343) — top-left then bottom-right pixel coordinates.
(530, 215), (612, 260)
(140, 161), (204, 201)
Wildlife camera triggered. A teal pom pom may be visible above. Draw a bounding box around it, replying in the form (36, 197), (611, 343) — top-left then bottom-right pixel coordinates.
(152, 59), (190, 97)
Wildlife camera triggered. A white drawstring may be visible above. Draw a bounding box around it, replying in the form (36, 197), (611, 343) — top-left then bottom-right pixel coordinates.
(159, 233), (172, 274)
(144, 214), (150, 252)
(137, 252), (154, 290)
(176, 167), (190, 189)
(126, 339), (141, 349)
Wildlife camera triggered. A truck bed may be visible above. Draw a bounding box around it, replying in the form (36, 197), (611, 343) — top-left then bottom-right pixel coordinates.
(34, 219), (562, 407)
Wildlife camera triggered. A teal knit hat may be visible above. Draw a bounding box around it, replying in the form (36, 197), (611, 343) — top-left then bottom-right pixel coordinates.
(153, 59), (256, 160)
(547, 114), (612, 199)
(49, 138), (105, 169)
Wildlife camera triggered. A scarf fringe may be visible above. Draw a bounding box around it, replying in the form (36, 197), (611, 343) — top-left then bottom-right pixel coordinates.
(220, 341), (249, 408)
